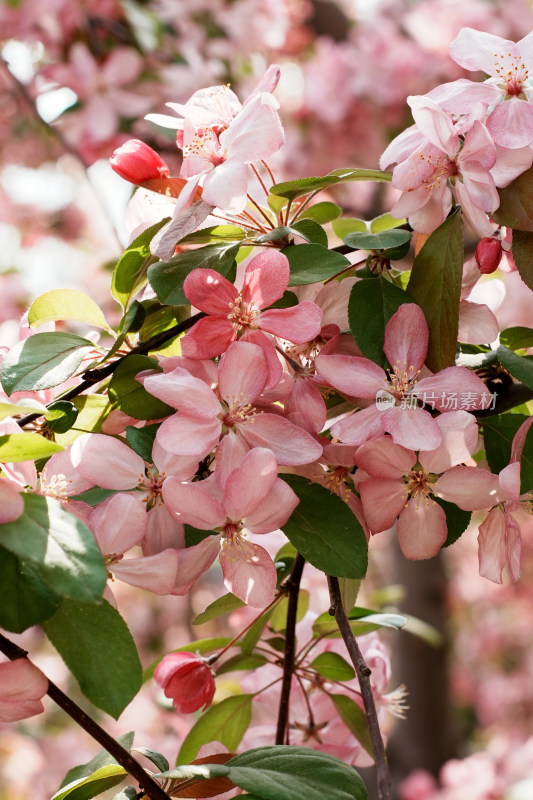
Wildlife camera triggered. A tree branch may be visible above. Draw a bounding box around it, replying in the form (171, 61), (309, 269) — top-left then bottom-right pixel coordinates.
(327, 576), (391, 800)
(275, 553), (305, 744)
(0, 633), (170, 800)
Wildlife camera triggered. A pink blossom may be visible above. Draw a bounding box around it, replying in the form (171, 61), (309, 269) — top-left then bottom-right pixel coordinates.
(0, 660), (48, 723)
(181, 249), (322, 364)
(154, 652), (215, 714)
(316, 304), (491, 451)
(109, 139), (170, 185)
(475, 235), (503, 274)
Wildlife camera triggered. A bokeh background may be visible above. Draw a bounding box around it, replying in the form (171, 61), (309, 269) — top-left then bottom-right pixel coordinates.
(2, 1), (533, 798)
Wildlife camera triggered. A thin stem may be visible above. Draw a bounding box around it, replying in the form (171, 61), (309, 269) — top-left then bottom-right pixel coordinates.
(261, 160), (276, 186)
(250, 164), (270, 197)
(287, 190), (321, 226)
(323, 258), (367, 284)
(246, 192), (275, 229)
(327, 576), (391, 800)
(275, 553), (306, 745)
(17, 312), (205, 428)
(0, 633), (170, 800)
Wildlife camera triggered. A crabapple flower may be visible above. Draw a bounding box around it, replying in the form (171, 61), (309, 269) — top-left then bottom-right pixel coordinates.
(110, 139), (170, 185)
(0, 659), (48, 723)
(154, 652), (215, 714)
(163, 443), (299, 607)
(181, 249), (323, 367)
(316, 304), (491, 451)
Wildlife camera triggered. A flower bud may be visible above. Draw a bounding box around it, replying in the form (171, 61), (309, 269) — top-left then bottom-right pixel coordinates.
(475, 236), (503, 274)
(110, 139), (170, 185)
(154, 652), (215, 714)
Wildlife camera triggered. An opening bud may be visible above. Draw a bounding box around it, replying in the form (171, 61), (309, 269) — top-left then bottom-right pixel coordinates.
(154, 652), (215, 714)
(110, 139), (170, 185)
(475, 236), (503, 274)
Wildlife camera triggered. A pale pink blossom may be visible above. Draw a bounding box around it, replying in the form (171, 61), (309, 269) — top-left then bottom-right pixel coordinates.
(0, 660), (48, 723)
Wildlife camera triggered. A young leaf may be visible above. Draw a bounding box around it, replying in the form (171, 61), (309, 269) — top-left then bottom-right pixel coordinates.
(329, 695), (374, 757)
(0, 332), (95, 395)
(180, 225), (246, 244)
(0, 544), (61, 632)
(282, 244), (350, 285)
(407, 208), (463, 372)
(348, 278), (409, 367)
(269, 589), (309, 632)
(112, 218), (168, 309)
(28, 289), (111, 332)
(54, 394), (112, 446)
(177, 695), (253, 764)
(312, 610), (407, 638)
(59, 732), (135, 788)
(332, 218), (367, 239)
(193, 593), (246, 626)
(370, 212), (407, 233)
(0, 494), (106, 603)
(344, 229), (411, 251)
(108, 354), (174, 420)
(0, 432), (63, 461)
(50, 764), (127, 800)
(215, 654), (268, 675)
(500, 326), (533, 350)
(44, 599), (143, 719)
(281, 475), (368, 579)
(133, 747), (169, 773)
(309, 652), (355, 681)
(148, 243), (240, 306)
(271, 168), (391, 201)
(299, 201), (341, 223)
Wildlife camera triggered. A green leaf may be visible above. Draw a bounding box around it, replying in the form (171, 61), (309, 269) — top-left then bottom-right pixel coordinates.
(0, 432), (63, 461)
(44, 599), (142, 718)
(290, 219), (328, 247)
(60, 733), (135, 788)
(184, 524), (217, 546)
(125, 423), (159, 462)
(282, 244), (350, 286)
(407, 209), (463, 372)
(510, 230), (533, 291)
(112, 218), (168, 309)
(300, 202), (341, 223)
(348, 278), (409, 367)
(50, 765), (127, 800)
(0, 544), (61, 632)
(498, 346), (533, 390)
(54, 394), (112, 446)
(483, 413), (533, 492)
(0, 332), (95, 395)
(281, 475), (368, 578)
(28, 289), (111, 332)
(148, 243), (240, 306)
(0, 399), (48, 419)
(108, 355), (174, 420)
(270, 589), (309, 632)
(133, 747), (169, 773)
(193, 593), (246, 625)
(337, 578), (361, 613)
(312, 609), (408, 638)
(45, 400), (79, 434)
(180, 225), (246, 245)
(329, 695), (374, 757)
(332, 218), (367, 239)
(215, 654), (268, 675)
(328, 167), (392, 183)
(500, 326), (533, 350)
(437, 498), (472, 548)
(267, 290), (298, 310)
(240, 605), (278, 655)
(309, 652), (355, 681)
(0, 494), (106, 602)
(344, 229), (411, 251)
(492, 166), (533, 232)
(255, 226), (291, 244)
(270, 169), (391, 201)
(113, 789), (137, 800)
(370, 213), (407, 233)
(177, 695), (253, 764)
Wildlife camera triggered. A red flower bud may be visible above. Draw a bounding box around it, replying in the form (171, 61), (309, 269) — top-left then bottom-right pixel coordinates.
(154, 652), (215, 714)
(475, 236), (503, 274)
(110, 139), (170, 185)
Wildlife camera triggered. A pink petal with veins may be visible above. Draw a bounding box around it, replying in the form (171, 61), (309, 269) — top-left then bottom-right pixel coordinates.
(220, 538), (277, 607)
(238, 413), (323, 466)
(184, 269), (239, 314)
(180, 316), (236, 359)
(381, 406), (442, 451)
(384, 304), (428, 375)
(259, 301), (323, 343)
(218, 341), (268, 405)
(244, 477), (300, 533)
(71, 433), (144, 490)
(358, 477), (407, 533)
(434, 466), (500, 510)
(354, 435), (415, 479)
(397, 496), (447, 560)
(242, 250), (289, 309)
(315, 354), (386, 399)
(163, 477), (225, 529)
(112, 549), (181, 595)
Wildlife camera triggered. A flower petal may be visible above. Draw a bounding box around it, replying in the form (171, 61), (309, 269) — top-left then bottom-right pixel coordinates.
(220, 538), (277, 607)
(397, 495), (447, 560)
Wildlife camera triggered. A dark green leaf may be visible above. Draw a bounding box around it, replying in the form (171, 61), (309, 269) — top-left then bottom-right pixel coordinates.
(290, 219), (328, 247)
(509, 230), (533, 291)
(282, 244), (350, 285)
(44, 599), (142, 718)
(180, 225), (246, 245)
(46, 400), (79, 434)
(0, 494), (106, 602)
(125, 423), (159, 462)
(500, 326), (533, 350)
(329, 695), (374, 757)
(267, 290), (298, 310)
(270, 169), (391, 201)
(60, 732), (135, 788)
(148, 243), (240, 306)
(497, 345), (533, 390)
(312, 609), (407, 638)
(281, 475), (368, 578)
(193, 592), (246, 625)
(300, 202), (341, 223)
(0, 544), (61, 632)
(483, 413), (533, 492)
(492, 166), (533, 232)
(177, 695), (253, 764)
(118, 300), (146, 334)
(255, 226), (291, 243)
(184, 525), (217, 546)
(437, 498), (472, 548)
(407, 209), (463, 372)
(0, 332), (95, 395)
(348, 278), (409, 367)
(133, 747), (169, 773)
(112, 218), (168, 309)
(344, 229), (411, 251)
(309, 652), (355, 681)
(108, 355), (174, 420)
(73, 487), (115, 507)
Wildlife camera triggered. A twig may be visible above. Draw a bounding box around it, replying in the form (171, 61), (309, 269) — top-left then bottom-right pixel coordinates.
(0, 633), (170, 800)
(275, 553), (306, 744)
(327, 575), (391, 800)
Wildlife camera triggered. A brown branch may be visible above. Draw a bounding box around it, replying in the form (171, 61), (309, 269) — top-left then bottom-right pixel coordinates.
(17, 312), (204, 428)
(327, 575), (391, 800)
(0, 633), (170, 800)
(275, 553), (305, 744)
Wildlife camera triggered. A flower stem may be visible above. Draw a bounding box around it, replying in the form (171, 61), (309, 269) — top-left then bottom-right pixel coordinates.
(0, 633), (171, 800)
(275, 552), (306, 744)
(327, 575), (391, 800)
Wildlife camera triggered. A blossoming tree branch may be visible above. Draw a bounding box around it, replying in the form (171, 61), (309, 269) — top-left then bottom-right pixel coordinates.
(1, 26), (533, 800)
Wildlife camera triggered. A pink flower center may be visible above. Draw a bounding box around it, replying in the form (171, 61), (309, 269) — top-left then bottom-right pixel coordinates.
(387, 360), (421, 400)
(183, 127), (226, 167)
(419, 153), (458, 191)
(494, 51), (529, 97)
(227, 299), (259, 333)
(38, 470), (71, 501)
(325, 466), (352, 501)
(221, 397), (257, 429)
(138, 467), (166, 509)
